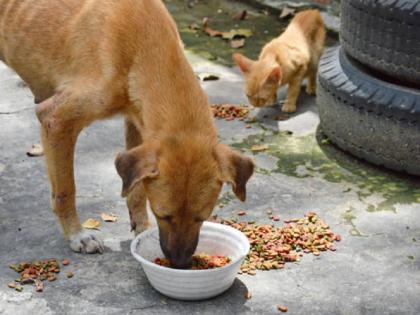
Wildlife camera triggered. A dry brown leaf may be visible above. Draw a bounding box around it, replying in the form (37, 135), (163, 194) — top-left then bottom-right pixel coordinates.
(222, 29), (253, 40)
(230, 38), (245, 49)
(198, 73), (220, 81)
(279, 7), (296, 19)
(233, 10), (248, 21)
(202, 17), (224, 37)
(274, 114), (289, 121)
(251, 144), (269, 152)
(82, 218), (101, 230)
(202, 18), (253, 40)
(189, 22), (200, 31)
(27, 143), (44, 157)
(101, 212), (118, 222)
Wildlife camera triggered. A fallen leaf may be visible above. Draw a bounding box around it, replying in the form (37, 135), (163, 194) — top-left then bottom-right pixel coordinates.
(202, 18), (253, 40)
(233, 10), (248, 20)
(82, 218), (100, 230)
(222, 29), (253, 40)
(101, 212), (118, 222)
(197, 73), (220, 81)
(202, 17), (224, 37)
(230, 38), (245, 49)
(251, 144), (269, 152)
(189, 22), (200, 31)
(279, 7), (296, 19)
(27, 143), (44, 157)
(274, 114), (289, 121)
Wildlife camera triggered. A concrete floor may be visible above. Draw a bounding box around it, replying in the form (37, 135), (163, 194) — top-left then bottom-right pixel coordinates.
(0, 2), (420, 311)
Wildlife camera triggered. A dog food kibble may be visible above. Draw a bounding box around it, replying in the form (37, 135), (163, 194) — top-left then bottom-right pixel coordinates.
(245, 292), (252, 300)
(222, 212), (340, 274)
(277, 305), (288, 312)
(66, 272), (74, 279)
(154, 253), (231, 269)
(7, 258), (71, 293)
(211, 104), (249, 121)
(62, 259), (70, 266)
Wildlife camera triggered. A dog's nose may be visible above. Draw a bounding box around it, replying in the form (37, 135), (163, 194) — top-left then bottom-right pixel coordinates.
(170, 254), (193, 269)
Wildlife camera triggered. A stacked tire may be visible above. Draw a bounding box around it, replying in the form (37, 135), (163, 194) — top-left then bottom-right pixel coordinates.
(317, 0), (420, 176)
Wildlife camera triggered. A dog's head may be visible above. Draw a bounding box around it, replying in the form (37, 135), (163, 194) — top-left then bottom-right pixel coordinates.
(115, 137), (254, 268)
(233, 53), (282, 108)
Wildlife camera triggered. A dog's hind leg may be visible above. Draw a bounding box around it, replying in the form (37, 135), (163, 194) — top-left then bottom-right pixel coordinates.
(124, 118), (150, 235)
(36, 90), (104, 254)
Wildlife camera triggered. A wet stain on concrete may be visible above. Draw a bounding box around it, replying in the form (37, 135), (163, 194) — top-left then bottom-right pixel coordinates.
(232, 130), (420, 212)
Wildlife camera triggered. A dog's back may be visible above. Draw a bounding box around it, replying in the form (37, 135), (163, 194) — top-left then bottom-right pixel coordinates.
(0, 0), (181, 104)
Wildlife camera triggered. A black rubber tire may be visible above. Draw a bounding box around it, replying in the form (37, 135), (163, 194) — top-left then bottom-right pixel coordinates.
(340, 0), (420, 85)
(317, 46), (420, 176)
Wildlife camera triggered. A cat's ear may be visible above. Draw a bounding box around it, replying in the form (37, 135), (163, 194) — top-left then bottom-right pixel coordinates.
(266, 66), (282, 84)
(233, 53), (254, 74)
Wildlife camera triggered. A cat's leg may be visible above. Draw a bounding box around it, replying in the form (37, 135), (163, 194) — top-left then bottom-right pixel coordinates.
(124, 118), (150, 235)
(282, 66), (307, 113)
(305, 66), (317, 96)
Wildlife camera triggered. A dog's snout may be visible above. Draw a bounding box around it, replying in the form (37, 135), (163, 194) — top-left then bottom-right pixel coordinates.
(170, 254), (193, 269)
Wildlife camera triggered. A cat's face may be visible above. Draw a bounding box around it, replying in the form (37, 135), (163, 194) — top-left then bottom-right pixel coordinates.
(233, 53), (282, 108)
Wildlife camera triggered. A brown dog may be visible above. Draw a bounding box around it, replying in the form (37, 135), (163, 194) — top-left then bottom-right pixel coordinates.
(0, 0), (254, 268)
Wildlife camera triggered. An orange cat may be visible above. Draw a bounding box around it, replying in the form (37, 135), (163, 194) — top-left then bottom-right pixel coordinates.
(233, 10), (325, 113)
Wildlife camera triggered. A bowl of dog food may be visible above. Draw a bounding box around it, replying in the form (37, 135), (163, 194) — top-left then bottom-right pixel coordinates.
(130, 221), (250, 300)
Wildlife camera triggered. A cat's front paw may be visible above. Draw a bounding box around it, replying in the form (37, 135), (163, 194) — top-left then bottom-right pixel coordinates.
(281, 103), (297, 113)
(305, 85), (316, 96)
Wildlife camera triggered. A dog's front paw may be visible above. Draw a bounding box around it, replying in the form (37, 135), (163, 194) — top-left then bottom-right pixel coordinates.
(132, 220), (152, 236)
(69, 230), (104, 254)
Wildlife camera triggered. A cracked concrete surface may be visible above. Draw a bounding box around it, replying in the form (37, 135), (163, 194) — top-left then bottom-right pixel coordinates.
(1, 25), (420, 315)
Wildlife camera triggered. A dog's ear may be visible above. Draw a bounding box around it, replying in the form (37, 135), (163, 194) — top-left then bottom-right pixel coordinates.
(214, 144), (254, 201)
(115, 141), (160, 197)
(233, 53), (254, 74)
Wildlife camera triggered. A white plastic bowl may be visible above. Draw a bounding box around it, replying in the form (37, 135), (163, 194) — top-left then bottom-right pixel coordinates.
(130, 221), (250, 300)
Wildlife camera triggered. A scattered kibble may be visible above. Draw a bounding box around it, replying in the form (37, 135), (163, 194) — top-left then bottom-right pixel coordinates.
(238, 210), (247, 216)
(15, 285), (23, 292)
(211, 104), (249, 120)
(245, 292), (252, 300)
(154, 254), (231, 270)
(272, 215), (280, 221)
(222, 212), (340, 275)
(277, 305), (288, 312)
(7, 258), (71, 292)
(34, 279), (44, 292)
(7, 282), (16, 289)
(66, 272), (74, 279)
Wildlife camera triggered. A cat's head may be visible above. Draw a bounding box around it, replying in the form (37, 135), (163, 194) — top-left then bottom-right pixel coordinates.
(233, 53), (282, 108)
